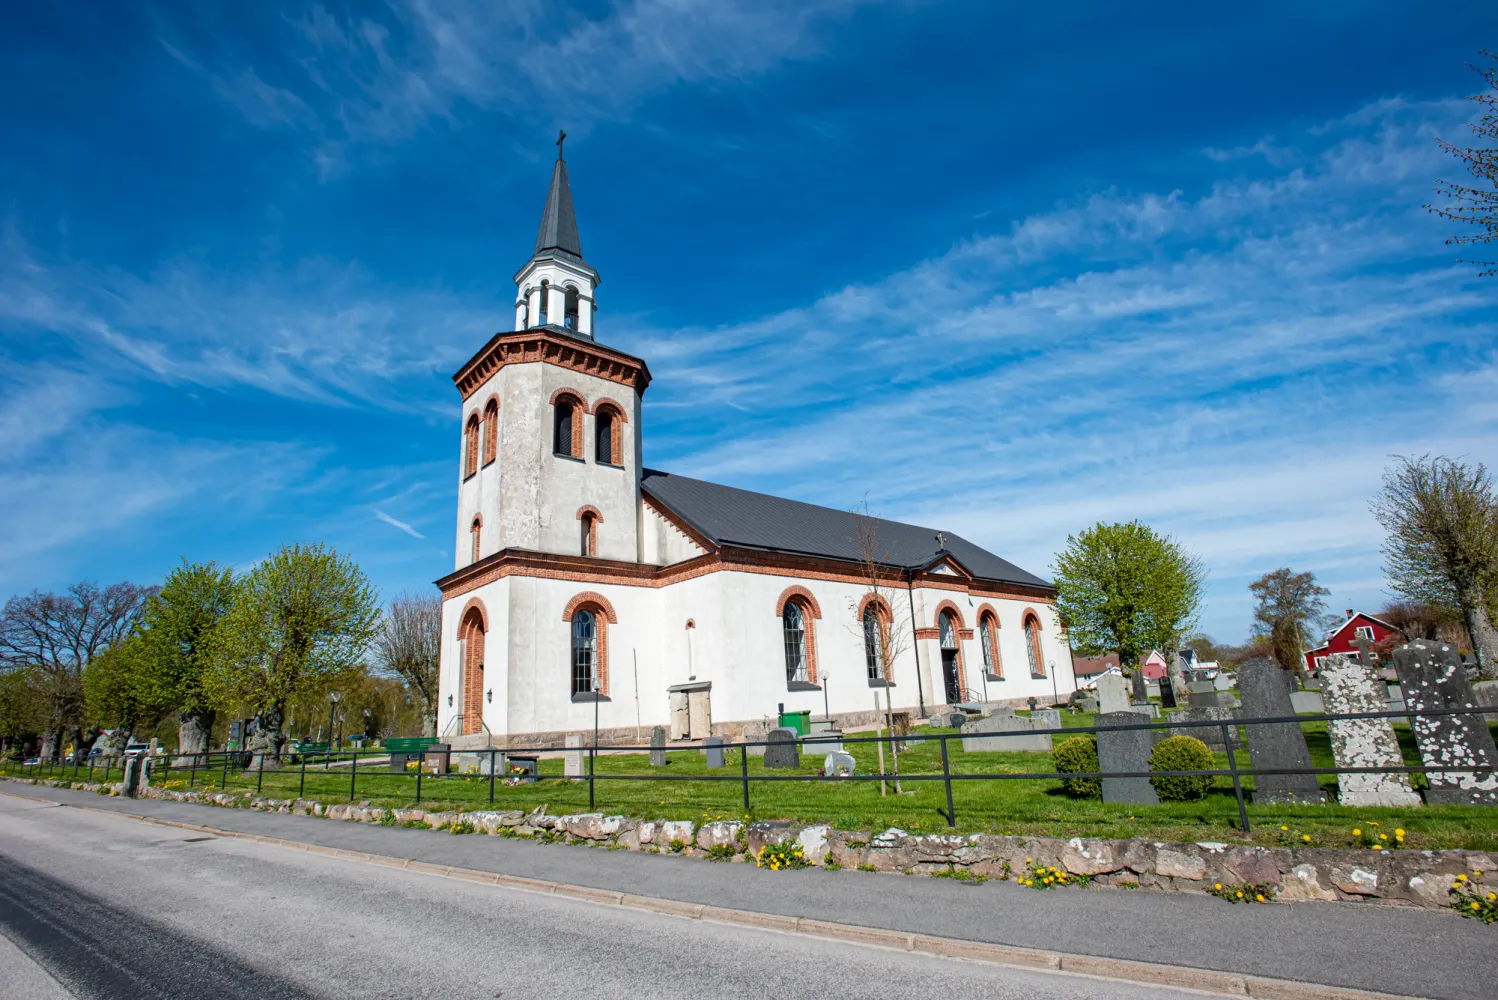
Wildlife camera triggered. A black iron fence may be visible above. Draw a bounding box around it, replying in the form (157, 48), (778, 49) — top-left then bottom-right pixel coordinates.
(4, 705), (1493, 833)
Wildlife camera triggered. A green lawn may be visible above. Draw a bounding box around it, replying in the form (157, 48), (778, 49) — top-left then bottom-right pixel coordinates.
(11, 713), (1497, 850)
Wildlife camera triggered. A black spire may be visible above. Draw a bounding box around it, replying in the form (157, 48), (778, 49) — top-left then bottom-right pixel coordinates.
(533, 130), (583, 258)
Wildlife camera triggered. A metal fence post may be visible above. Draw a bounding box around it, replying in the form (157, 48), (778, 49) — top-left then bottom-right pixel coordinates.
(489, 749), (497, 804)
(89, 758), (96, 783)
(740, 743), (750, 812)
(221, 750), (229, 790)
(415, 763), (422, 804)
(257, 755), (265, 795)
(350, 748), (358, 802)
(588, 741), (596, 810)
(299, 753), (307, 799)
(939, 735), (956, 827)
(1221, 722), (1250, 833)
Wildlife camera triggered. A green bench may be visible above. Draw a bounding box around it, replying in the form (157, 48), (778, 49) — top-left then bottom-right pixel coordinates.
(385, 737), (441, 772)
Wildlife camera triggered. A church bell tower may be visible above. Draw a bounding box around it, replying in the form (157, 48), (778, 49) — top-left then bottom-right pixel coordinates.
(513, 130), (599, 337)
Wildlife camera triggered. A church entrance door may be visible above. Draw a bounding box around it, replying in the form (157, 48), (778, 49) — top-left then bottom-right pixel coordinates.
(941, 651), (961, 705)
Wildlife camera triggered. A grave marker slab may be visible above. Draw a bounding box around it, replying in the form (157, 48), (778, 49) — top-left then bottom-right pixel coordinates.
(960, 714), (1052, 753)
(822, 751), (855, 776)
(1319, 653), (1421, 807)
(1289, 691), (1324, 715)
(1095, 711), (1158, 805)
(764, 727), (800, 769)
(805, 729), (844, 754)
(1170, 706), (1234, 750)
(1393, 640), (1498, 805)
(563, 734), (585, 778)
(1236, 658), (1325, 804)
(1031, 708), (1062, 732)
(1158, 676), (1177, 709)
(1095, 673), (1131, 715)
(703, 736), (725, 769)
(650, 726), (667, 766)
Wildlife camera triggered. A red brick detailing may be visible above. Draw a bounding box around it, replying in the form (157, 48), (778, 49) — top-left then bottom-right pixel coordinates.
(857, 595), (895, 684)
(856, 592), (894, 622)
(436, 546), (1059, 608)
(977, 607), (1003, 679)
(470, 515), (482, 564)
(549, 386), (586, 406)
(563, 593), (614, 697)
(914, 627), (939, 640)
(463, 413), (480, 479)
(590, 397), (628, 421)
(931, 599), (966, 630)
(775, 584), (823, 619)
(461, 605), (486, 736)
(563, 591), (618, 624)
(575, 505), (603, 522)
(576, 507), (600, 557)
(957, 628), (975, 640)
(459, 596), (489, 632)
(685, 618), (696, 630)
(481, 397), (499, 466)
(549, 390), (585, 457)
(454, 329), (651, 400)
(591, 400), (626, 466)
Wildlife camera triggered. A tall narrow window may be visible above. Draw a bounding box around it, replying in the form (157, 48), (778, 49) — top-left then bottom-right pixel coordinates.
(482, 399), (499, 465)
(539, 280), (550, 325)
(571, 609), (596, 696)
(470, 516), (482, 563)
(979, 613), (1001, 678)
(863, 606), (885, 682)
(1025, 615), (1045, 677)
(580, 513), (596, 556)
(553, 399), (575, 456)
(783, 602), (808, 685)
(463, 414), (480, 478)
(595, 409), (614, 465)
(564, 286), (580, 330)
(939, 611), (962, 704)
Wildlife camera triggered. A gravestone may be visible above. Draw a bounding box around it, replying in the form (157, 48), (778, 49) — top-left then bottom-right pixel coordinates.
(980, 704), (1016, 719)
(1214, 673), (1234, 692)
(931, 710), (966, 729)
(1095, 673), (1131, 715)
(1027, 697), (1038, 712)
(502, 754), (539, 783)
(1078, 698), (1099, 714)
(764, 727), (800, 769)
(121, 755), (144, 798)
(650, 726), (667, 766)
(960, 714), (1052, 753)
(422, 743), (450, 775)
(1473, 679), (1498, 723)
(1170, 706), (1234, 750)
(823, 751), (855, 776)
(1158, 675), (1177, 709)
(704, 736), (725, 768)
(805, 729), (845, 754)
(1319, 653), (1422, 807)
(1095, 711), (1158, 805)
(1130, 702), (1161, 719)
(1236, 658), (1326, 804)
(1289, 691), (1325, 714)
(564, 733), (585, 778)
(1031, 708), (1062, 732)
(1393, 640), (1498, 805)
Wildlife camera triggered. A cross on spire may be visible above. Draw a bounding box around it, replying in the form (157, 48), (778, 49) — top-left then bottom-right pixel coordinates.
(556, 129), (566, 160)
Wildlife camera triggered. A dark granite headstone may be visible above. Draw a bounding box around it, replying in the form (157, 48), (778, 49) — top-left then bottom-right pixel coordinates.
(704, 736), (725, 768)
(764, 727), (800, 769)
(650, 725), (667, 766)
(1158, 675), (1177, 709)
(1236, 658), (1326, 804)
(1095, 711), (1158, 805)
(1394, 640), (1498, 805)
(502, 754), (539, 783)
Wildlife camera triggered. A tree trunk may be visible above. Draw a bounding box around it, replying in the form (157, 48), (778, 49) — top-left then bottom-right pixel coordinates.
(422, 708), (437, 739)
(247, 704), (287, 771)
(40, 728), (60, 762)
(1465, 602), (1498, 680)
(179, 709), (216, 755)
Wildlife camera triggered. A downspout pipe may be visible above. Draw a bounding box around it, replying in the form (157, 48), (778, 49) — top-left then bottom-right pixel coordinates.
(906, 567), (927, 717)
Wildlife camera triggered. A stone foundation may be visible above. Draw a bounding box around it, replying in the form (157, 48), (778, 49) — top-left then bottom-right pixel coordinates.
(6, 776), (1485, 911)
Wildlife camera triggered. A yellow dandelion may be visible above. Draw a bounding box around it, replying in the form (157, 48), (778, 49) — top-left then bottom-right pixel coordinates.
(1352, 828), (1361, 837)
(1255, 894), (1266, 902)
(1473, 902), (1482, 911)
(1302, 835), (1311, 843)
(1280, 825), (1288, 831)
(1372, 845), (1383, 851)
(1488, 893), (1496, 902)
(1236, 891), (1244, 898)
(1474, 871), (1484, 877)
(1457, 874), (1468, 882)
(1214, 883), (1222, 890)
(1395, 828), (1405, 836)
(1379, 834), (1388, 840)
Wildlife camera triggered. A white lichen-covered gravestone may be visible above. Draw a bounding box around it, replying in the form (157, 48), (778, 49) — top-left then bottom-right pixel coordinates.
(1393, 640), (1498, 805)
(1319, 653), (1421, 807)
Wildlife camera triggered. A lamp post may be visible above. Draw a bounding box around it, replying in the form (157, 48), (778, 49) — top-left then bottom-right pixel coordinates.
(821, 669), (831, 723)
(327, 690), (342, 761)
(571, 681), (611, 810)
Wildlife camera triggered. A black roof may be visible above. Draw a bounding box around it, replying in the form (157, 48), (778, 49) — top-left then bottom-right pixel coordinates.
(534, 157), (583, 258)
(640, 469), (1051, 590)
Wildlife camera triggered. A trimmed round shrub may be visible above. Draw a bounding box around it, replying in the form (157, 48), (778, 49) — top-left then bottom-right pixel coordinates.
(1148, 735), (1215, 801)
(1053, 736), (1101, 799)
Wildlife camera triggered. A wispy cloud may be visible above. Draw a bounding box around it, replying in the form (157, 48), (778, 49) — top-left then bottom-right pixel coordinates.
(374, 509), (425, 539)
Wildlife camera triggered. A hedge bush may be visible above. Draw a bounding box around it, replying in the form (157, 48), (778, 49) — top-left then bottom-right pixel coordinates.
(1148, 735), (1215, 801)
(1053, 736), (1100, 799)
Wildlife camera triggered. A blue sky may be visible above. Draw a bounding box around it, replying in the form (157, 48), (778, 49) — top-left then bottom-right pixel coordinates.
(2, 1), (1495, 643)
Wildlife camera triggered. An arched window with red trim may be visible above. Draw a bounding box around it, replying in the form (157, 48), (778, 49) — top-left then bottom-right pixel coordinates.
(470, 516), (482, 563)
(978, 610), (1002, 679)
(482, 398), (499, 466)
(463, 413), (480, 479)
(1024, 612), (1045, 678)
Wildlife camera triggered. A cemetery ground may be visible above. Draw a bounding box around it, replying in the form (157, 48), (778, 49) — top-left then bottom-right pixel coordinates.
(22, 711), (1497, 851)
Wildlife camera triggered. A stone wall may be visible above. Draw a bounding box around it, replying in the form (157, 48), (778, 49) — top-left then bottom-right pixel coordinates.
(7, 775), (1483, 912)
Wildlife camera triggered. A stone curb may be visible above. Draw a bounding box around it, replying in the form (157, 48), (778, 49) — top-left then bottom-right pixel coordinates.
(1, 787), (1429, 1000)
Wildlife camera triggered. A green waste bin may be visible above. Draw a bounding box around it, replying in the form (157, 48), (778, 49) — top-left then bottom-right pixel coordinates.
(777, 710), (811, 736)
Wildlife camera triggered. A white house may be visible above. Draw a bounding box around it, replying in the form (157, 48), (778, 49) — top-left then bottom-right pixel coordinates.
(434, 142), (1077, 749)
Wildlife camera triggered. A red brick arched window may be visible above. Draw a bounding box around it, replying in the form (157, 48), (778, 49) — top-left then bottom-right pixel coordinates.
(463, 412), (481, 479)
(563, 592), (616, 697)
(481, 397), (499, 466)
(858, 594), (893, 684)
(576, 505), (602, 557)
(470, 515), (482, 564)
(550, 389), (585, 458)
(591, 399), (628, 467)
(1023, 610), (1045, 678)
(778, 587), (821, 688)
(977, 606), (1002, 679)
(460, 603), (487, 735)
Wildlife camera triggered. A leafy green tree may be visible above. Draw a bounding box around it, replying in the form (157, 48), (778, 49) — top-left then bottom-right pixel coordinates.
(1052, 521), (1206, 701)
(1249, 568), (1332, 673)
(137, 561), (237, 753)
(0, 668), (46, 758)
(1371, 455), (1498, 677)
(82, 634), (165, 737)
(207, 543), (380, 764)
(1428, 50), (1498, 277)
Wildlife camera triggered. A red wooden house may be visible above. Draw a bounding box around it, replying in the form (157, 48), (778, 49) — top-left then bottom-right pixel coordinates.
(1302, 610), (1402, 672)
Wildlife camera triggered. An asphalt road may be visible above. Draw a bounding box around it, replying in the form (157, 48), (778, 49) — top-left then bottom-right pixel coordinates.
(1, 794), (1205, 1000)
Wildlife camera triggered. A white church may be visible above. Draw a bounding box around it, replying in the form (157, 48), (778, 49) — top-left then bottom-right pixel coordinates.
(434, 141), (1077, 748)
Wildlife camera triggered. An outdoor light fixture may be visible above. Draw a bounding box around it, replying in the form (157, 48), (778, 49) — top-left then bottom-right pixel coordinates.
(447, 694), (453, 706)
(486, 689), (493, 703)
